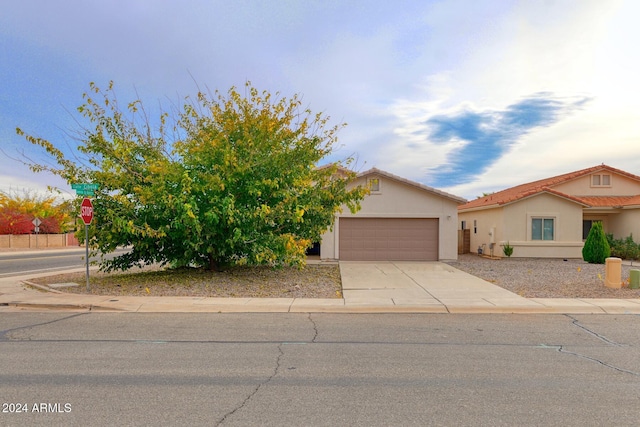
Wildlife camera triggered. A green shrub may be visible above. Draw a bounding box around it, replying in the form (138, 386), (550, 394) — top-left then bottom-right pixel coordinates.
(582, 222), (610, 264)
(606, 233), (640, 260)
(502, 242), (513, 258)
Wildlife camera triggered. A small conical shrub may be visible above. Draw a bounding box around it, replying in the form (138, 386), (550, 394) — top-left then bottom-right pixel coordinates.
(582, 222), (611, 264)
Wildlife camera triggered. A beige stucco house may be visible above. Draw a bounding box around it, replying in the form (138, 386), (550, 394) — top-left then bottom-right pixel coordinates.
(458, 164), (640, 258)
(320, 168), (466, 261)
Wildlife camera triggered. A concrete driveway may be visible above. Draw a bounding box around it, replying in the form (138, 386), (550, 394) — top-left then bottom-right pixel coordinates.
(339, 261), (544, 313)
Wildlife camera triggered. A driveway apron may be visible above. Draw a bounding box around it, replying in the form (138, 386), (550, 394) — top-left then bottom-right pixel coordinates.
(339, 261), (546, 312)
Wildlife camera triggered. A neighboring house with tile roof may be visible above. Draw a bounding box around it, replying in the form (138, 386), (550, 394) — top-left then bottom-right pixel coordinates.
(458, 164), (640, 258)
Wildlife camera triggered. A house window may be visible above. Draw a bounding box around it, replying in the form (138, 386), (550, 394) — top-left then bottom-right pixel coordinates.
(473, 220), (477, 234)
(532, 218), (554, 240)
(368, 178), (380, 192)
(583, 220), (602, 240)
(461, 220), (466, 230)
(591, 174), (611, 187)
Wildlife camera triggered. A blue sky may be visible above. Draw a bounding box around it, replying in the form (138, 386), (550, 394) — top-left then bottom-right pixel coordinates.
(1, 0), (639, 200)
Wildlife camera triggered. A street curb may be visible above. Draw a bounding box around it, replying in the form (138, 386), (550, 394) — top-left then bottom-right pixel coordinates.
(21, 280), (65, 294)
(2, 302), (92, 311)
(3, 298), (639, 314)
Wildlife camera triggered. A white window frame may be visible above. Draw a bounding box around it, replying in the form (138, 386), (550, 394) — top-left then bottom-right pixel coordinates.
(530, 217), (555, 241)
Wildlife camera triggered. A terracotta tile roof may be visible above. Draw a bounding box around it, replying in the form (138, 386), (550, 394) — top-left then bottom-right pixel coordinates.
(578, 195), (640, 207)
(624, 195), (640, 206)
(459, 164), (640, 211)
(576, 196), (634, 207)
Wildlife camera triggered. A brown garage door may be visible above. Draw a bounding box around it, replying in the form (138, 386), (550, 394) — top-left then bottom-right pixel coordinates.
(338, 218), (439, 261)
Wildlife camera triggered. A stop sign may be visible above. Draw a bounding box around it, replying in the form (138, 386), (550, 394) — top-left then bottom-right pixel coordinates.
(80, 198), (93, 225)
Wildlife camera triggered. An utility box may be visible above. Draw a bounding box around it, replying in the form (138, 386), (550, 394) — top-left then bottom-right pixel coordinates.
(605, 257), (622, 289)
(630, 269), (640, 289)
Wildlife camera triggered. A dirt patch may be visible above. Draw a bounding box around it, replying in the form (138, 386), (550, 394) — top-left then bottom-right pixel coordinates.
(29, 264), (343, 299)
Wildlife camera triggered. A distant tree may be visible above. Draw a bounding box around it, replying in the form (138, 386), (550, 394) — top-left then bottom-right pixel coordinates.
(39, 216), (63, 234)
(0, 209), (32, 234)
(0, 190), (71, 234)
(17, 81), (367, 271)
(477, 192), (494, 199)
(582, 221), (610, 264)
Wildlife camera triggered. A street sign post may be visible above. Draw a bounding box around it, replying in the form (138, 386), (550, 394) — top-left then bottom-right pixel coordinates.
(32, 218), (42, 248)
(72, 183), (99, 197)
(80, 198), (94, 291)
(81, 198), (93, 225)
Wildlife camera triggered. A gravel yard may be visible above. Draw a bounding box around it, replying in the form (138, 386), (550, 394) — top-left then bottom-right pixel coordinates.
(447, 254), (640, 298)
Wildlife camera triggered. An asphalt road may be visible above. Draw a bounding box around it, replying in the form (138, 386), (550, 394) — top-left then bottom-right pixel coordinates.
(1, 312), (639, 426)
(0, 248), (128, 278)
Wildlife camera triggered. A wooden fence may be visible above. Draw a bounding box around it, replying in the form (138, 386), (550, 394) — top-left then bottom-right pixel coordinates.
(458, 229), (470, 254)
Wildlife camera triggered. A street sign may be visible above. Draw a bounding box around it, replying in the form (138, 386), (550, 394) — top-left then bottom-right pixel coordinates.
(72, 183), (99, 196)
(32, 218), (42, 227)
(80, 198), (94, 225)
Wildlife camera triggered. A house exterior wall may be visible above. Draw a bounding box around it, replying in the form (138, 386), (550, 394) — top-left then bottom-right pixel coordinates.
(583, 213), (613, 235)
(609, 209), (640, 241)
(501, 193), (584, 258)
(320, 174), (460, 261)
(459, 207), (505, 257)
(553, 173), (640, 196)
(460, 193), (584, 258)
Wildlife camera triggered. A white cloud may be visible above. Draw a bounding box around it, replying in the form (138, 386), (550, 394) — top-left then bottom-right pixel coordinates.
(0, 168), (72, 199)
(367, 0), (640, 198)
(1, 0), (640, 201)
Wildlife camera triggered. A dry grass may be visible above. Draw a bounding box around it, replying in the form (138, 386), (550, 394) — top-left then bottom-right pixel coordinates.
(29, 264), (343, 299)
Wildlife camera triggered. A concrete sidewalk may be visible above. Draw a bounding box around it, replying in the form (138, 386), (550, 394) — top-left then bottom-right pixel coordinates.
(1, 262), (640, 314)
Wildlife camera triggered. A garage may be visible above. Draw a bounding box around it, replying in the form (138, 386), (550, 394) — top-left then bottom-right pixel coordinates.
(319, 167), (465, 261)
(338, 217), (439, 261)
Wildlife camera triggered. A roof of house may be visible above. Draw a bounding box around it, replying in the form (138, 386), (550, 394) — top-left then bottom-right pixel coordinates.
(459, 164), (640, 211)
(317, 163), (467, 204)
(359, 167), (467, 204)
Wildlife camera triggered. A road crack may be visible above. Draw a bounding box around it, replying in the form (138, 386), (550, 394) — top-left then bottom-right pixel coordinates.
(556, 345), (640, 377)
(0, 312), (88, 341)
(541, 316), (639, 376)
(308, 313), (319, 342)
(216, 343), (284, 426)
(565, 315), (623, 346)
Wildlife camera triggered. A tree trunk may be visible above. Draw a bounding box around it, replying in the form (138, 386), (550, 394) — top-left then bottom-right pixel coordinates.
(208, 254), (219, 271)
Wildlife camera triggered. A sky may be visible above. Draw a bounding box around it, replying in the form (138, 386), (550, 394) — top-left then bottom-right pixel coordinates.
(1, 0), (639, 201)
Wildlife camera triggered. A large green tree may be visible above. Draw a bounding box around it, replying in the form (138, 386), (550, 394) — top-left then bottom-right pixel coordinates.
(17, 81), (366, 271)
